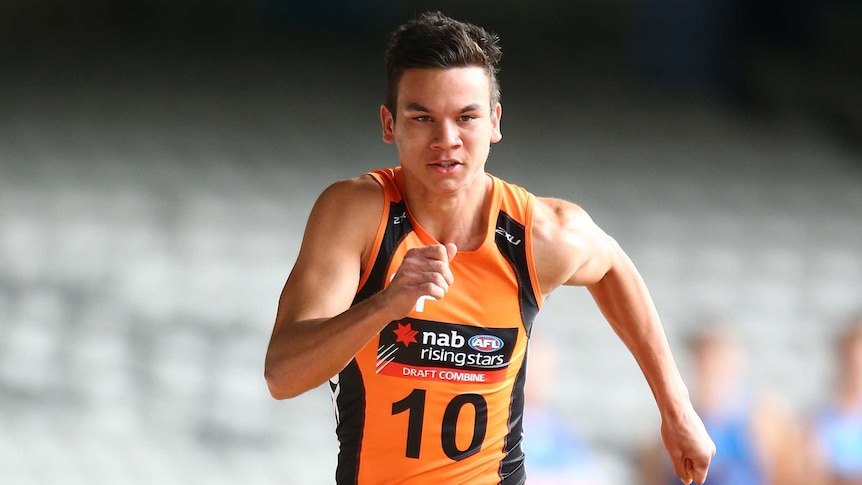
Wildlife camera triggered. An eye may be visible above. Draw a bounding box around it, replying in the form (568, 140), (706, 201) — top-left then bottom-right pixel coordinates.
(458, 115), (477, 122)
(413, 115), (432, 122)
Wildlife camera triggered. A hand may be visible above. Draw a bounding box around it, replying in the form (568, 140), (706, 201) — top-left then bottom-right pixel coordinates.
(661, 404), (716, 484)
(382, 243), (457, 318)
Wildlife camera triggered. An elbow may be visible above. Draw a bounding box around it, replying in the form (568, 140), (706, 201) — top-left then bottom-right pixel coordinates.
(264, 368), (305, 400)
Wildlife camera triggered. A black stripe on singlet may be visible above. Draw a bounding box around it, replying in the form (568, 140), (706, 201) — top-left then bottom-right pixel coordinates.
(494, 211), (539, 333)
(353, 201), (411, 306)
(494, 210), (539, 485)
(333, 200), (411, 485)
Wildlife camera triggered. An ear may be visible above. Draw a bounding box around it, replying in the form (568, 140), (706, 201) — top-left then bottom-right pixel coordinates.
(490, 103), (502, 144)
(380, 104), (395, 144)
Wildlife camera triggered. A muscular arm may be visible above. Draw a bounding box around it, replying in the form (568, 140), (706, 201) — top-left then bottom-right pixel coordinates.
(533, 198), (715, 484)
(264, 177), (387, 399)
(265, 177), (456, 399)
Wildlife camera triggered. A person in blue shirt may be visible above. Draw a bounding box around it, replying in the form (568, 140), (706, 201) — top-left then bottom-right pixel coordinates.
(523, 337), (609, 485)
(638, 325), (808, 485)
(812, 316), (862, 485)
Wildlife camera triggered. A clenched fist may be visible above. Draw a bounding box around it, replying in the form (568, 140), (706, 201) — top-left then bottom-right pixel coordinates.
(382, 243), (457, 319)
(662, 404), (716, 484)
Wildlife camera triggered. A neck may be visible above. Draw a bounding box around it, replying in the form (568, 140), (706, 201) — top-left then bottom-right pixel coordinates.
(403, 173), (491, 251)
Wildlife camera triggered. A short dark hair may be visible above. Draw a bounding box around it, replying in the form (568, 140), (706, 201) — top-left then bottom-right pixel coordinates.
(384, 11), (502, 117)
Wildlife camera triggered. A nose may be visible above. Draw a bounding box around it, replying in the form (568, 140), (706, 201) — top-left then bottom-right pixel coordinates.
(431, 119), (462, 150)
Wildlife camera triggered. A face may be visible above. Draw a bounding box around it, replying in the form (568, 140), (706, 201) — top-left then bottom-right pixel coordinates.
(693, 337), (743, 386)
(380, 67), (502, 197)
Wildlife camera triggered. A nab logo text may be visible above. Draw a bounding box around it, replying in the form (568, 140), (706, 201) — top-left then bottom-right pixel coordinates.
(422, 331), (465, 348)
(468, 335), (504, 353)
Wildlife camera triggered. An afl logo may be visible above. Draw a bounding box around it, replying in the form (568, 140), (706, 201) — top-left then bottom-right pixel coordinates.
(468, 335), (504, 353)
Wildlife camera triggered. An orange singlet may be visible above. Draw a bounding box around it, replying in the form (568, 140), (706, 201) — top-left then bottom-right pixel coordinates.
(329, 167), (543, 485)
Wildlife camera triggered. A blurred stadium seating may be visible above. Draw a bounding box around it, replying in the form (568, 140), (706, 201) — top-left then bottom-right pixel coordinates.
(1, 2), (860, 483)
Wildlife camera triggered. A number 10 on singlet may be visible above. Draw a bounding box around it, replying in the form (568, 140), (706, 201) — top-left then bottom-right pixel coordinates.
(391, 389), (489, 461)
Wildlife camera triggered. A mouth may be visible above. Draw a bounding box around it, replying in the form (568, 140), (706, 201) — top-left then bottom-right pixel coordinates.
(431, 159), (461, 168)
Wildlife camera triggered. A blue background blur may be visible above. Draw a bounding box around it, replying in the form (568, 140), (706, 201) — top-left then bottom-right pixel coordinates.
(1, 1), (860, 483)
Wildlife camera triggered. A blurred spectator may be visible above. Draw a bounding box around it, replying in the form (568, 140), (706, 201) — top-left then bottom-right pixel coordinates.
(811, 316), (862, 485)
(524, 338), (609, 485)
(638, 325), (809, 485)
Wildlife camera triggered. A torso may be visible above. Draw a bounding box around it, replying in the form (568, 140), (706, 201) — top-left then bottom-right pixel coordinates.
(329, 167), (543, 485)
(816, 400), (862, 482)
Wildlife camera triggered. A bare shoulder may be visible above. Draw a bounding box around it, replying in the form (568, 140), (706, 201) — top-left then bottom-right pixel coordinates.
(279, 174), (384, 323)
(533, 197), (593, 234)
(313, 174), (383, 219)
(305, 174), (384, 261)
(532, 197), (618, 294)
